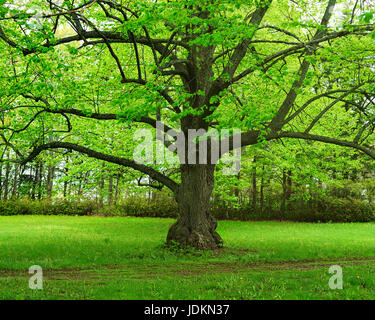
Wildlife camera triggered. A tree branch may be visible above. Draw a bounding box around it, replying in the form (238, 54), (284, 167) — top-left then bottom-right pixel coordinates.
(276, 131), (375, 160)
(21, 141), (179, 192)
(268, 0), (337, 131)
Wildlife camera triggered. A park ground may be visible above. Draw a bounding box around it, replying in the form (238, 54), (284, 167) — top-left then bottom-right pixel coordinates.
(1, 216), (375, 299)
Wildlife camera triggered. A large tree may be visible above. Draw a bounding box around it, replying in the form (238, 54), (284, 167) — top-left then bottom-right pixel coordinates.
(0, 0), (375, 249)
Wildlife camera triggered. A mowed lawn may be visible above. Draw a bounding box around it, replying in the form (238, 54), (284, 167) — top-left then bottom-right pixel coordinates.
(1, 216), (375, 299)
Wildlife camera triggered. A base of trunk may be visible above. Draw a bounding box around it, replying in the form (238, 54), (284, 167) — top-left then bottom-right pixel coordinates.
(166, 214), (223, 250)
(168, 164), (222, 250)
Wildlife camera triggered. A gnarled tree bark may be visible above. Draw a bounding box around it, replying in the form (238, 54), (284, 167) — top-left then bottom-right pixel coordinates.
(167, 164), (222, 250)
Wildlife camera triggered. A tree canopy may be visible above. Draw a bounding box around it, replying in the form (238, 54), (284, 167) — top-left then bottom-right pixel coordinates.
(0, 0), (375, 249)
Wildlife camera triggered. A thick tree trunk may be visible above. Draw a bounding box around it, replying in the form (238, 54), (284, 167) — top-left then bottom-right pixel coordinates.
(167, 164), (223, 250)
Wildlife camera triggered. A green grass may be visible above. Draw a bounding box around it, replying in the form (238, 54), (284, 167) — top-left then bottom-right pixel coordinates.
(1, 215), (375, 299)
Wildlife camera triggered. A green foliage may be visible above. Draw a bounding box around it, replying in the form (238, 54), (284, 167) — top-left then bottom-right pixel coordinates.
(101, 194), (178, 218)
(2, 216), (375, 299)
(0, 199), (96, 216)
(288, 197), (375, 223)
(161, 240), (205, 256)
(211, 197), (375, 223)
(0, 0), (374, 238)
(1, 190), (374, 223)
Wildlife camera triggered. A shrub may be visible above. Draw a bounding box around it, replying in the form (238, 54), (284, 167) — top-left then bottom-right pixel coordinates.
(0, 199), (96, 216)
(286, 197), (375, 222)
(209, 196), (375, 222)
(0, 194), (373, 223)
(108, 194), (178, 218)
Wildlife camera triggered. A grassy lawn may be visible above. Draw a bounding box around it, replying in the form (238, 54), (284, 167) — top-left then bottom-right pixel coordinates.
(1, 215), (375, 299)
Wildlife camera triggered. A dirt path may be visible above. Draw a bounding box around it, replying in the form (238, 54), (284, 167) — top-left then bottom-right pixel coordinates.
(1, 256), (375, 280)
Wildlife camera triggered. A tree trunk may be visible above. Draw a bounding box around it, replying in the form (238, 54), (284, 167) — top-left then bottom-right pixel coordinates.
(281, 169), (292, 216)
(281, 170), (287, 215)
(167, 164), (223, 250)
(260, 164), (265, 212)
(3, 159), (10, 200)
(286, 170), (292, 200)
(0, 165), (3, 199)
(11, 164), (19, 199)
(99, 173), (104, 208)
(114, 173), (120, 205)
(252, 156), (257, 209)
(234, 171), (240, 202)
(63, 167), (68, 198)
(46, 164), (54, 198)
(31, 164), (38, 199)
(108, 174), (113, 206)
(78, 176), (83, 196)
(37, 162), (43, 200)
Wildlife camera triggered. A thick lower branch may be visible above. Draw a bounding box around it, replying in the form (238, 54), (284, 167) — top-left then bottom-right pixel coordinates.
(21, 141), (179, 192)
